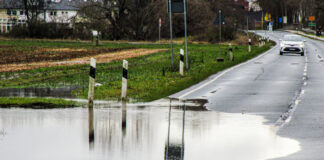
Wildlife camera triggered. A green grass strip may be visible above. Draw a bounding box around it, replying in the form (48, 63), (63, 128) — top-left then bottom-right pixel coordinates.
(0, 97), (80, 109)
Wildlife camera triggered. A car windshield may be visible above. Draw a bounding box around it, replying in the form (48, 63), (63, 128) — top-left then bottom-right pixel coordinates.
(283, 35), (303, 42)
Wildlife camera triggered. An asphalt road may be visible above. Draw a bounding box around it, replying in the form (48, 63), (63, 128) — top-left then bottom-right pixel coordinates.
(170, 31), (324, 159)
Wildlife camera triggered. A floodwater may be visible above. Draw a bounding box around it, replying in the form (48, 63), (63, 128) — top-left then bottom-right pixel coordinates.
(0, 102), (300, 160)
(0, 87), (78, 98)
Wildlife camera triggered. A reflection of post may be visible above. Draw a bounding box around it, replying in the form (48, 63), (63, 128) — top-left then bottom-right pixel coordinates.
(180, 101), (186, 160)
(122, 100), (127, 131)
(88, 107), (95, 149)
(165, 99), (172, 160)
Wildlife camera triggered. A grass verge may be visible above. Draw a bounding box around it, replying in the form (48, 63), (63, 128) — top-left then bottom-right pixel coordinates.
(0, 97), (80, 109)
(0, 37), (275, 102)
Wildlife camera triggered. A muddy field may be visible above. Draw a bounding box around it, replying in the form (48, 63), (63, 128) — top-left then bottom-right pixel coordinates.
(0, 46), (133, 65)
(0, 45), (167, 72)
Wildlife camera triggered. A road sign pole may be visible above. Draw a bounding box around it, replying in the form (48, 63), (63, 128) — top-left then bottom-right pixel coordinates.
(183, 0), (188, 70)
(219, 10), (221, 58)
(247, 16), (249, 35)
(168, 0), (174, 70)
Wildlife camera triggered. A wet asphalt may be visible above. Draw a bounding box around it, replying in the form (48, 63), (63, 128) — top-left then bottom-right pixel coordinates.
(171, 31), (324, 159)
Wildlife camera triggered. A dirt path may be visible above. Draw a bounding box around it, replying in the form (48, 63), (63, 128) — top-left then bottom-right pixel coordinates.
(0, 49), (167, 72)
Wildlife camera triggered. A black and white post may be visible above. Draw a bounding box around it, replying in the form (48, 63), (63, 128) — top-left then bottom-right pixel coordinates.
(88, 58), (96, 107)
(248, 39), (251, 53)
(229, 43), (233, 61)
(180, 49), (184, 76)
(121, 60), (128, 100)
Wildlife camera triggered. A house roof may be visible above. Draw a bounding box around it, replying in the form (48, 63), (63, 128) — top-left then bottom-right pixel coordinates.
(0, 0), (81, 10)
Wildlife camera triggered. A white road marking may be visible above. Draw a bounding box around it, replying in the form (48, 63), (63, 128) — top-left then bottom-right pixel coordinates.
(177, 43), (279, 100)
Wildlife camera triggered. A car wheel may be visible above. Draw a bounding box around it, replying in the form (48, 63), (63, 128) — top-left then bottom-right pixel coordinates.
(301, 52), (304, 56)
(280, 51), (283, 55)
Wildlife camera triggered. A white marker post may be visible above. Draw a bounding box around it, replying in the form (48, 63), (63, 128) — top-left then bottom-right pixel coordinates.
(88, 58), (96, 108)
(248, 39), (251, 53)
(159, 18), (162, 42)
(121, 60), (128, 100)
(259, 38), (261, 47)
(180, 49), (184, 76)
(229, 43), (233, 61)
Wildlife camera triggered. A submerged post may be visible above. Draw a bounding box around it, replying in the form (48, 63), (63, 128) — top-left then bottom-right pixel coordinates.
(248, 39), (251, 53)
(180, 49), (184, 76)
(88, 58), (96, 108)
(121, 60), (128, 100)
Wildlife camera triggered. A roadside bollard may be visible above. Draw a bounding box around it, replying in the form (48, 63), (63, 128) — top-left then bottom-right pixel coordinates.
(229, 43), (233, 61)
(88, 58), (96, 108)
(121, 60), (128, 100)
(267, 36), (269, 42)
(248, 39), (251, 53)
(180, 49), (184, 76)
(259, 38), (261, 47)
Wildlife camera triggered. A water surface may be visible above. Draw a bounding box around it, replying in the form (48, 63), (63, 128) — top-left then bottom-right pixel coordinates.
(0, 103), (300, 160)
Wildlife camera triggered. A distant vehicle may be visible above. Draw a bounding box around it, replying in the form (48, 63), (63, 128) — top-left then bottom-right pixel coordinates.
(279, 35), (306, 56)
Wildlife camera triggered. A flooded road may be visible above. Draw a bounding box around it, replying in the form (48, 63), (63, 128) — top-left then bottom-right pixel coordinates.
(0, 103), (300, 160)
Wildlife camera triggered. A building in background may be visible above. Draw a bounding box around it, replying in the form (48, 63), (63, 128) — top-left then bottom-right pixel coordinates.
(0, 0), (79, 33)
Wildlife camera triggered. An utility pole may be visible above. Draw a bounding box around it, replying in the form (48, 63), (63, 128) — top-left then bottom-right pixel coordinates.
(219, 10), (221, 59)
(168, 0), (174, 70)
(183, 0), (188, 70)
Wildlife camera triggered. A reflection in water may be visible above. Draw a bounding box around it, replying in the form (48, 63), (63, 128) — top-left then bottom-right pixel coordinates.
(165, 100), (186, 160)
(88, 107), (94, 149)
(0, 104), (301, 160)
(122, 100), (127, 133)
(0, 87), (78, 98)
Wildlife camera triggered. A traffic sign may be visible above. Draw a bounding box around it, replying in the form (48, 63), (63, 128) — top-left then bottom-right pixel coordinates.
(279, 17), (282, 23)
(214, 14), (225, 25)
(283, 16), (287, 24)
(309, 16), (315, 21)
(168, 0), (185, 13)
(159, 18), (162, 27)
(309, 22), (316, 27)
(265, 12), (271, 21)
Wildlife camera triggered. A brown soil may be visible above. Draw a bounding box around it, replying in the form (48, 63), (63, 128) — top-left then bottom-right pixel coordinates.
(0, 49), (167, 72)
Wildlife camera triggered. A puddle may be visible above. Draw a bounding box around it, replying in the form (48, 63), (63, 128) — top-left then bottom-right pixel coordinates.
(0, 103), (300, 160)
(0, 87), (78, 98)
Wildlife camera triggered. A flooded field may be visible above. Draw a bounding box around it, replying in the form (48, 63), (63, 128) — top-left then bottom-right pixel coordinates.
(0, 87), (78, 98)
(0, 102), (300, 160)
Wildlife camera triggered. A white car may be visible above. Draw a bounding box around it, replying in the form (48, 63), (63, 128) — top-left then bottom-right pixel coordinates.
(280, 35), (306, 56)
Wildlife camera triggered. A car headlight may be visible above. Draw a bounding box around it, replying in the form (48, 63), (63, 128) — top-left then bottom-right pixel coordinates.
(300, 43), (304, 48)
